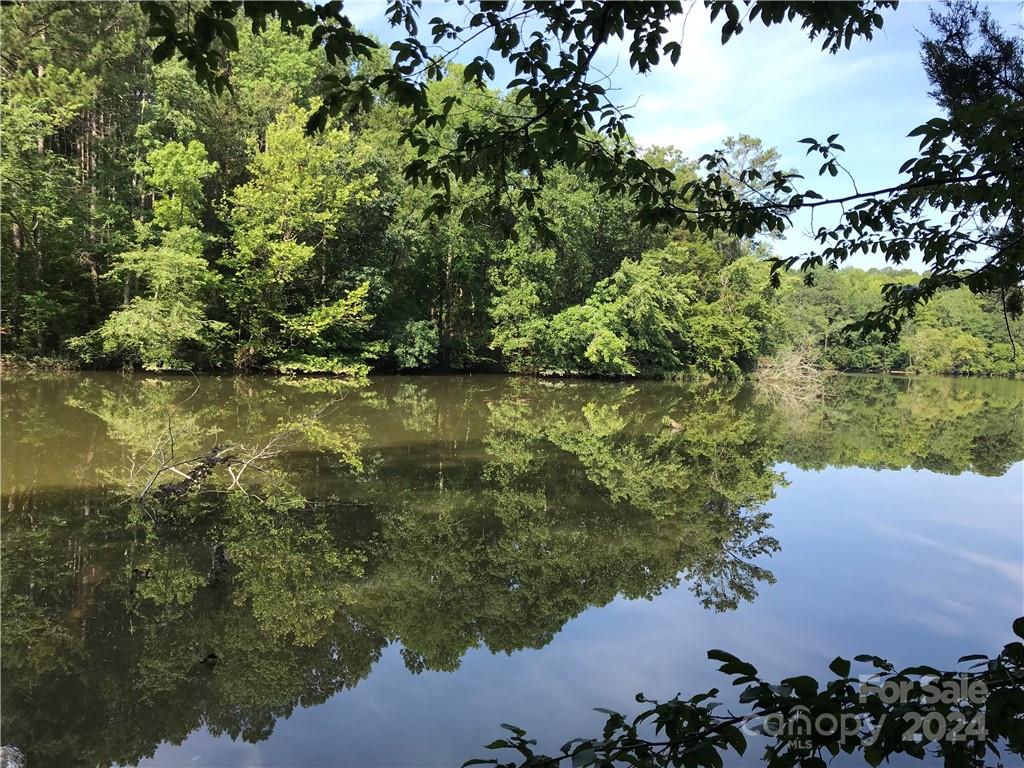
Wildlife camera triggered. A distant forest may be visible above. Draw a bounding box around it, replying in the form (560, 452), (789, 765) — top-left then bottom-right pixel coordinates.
(3, 3), (1021, 377)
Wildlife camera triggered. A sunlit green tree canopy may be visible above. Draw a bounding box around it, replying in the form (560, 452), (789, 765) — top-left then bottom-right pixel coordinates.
(2, 1), (1020, 374)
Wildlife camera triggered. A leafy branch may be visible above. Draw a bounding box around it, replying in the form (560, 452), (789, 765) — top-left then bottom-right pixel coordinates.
(467, 618), (1024, 768)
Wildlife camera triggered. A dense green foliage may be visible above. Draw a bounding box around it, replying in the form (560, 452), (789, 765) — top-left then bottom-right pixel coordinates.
(779, 269), (1024, 375)
(2, 2), (1020, 377)
(3, 372), (1023, 766)
(138, 0), (1022, 331)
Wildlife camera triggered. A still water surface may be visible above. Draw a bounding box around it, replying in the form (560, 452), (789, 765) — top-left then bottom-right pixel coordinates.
(2, 373), (1022, 767)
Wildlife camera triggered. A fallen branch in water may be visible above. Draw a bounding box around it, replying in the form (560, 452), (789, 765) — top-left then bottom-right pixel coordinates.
(757, 346), (828, 385)
(146, 445), (235, 502)
(756, 346), (830, 409)
(225, 426), (303, 493)
(135, 400), (343, 506)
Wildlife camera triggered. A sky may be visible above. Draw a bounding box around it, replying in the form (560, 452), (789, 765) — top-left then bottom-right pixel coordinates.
(345, 0), (1023, 269)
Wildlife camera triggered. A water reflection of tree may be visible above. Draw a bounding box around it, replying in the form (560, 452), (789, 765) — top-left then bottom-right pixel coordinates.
(2, 488), (384, 767)
(775, 375), (1024, 477)
(2, 373), (1022, 767)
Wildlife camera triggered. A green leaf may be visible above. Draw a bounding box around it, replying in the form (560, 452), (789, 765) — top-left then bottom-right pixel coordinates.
(152, 38), (176, 63)
(829, 657), (851, 677)
(780, 675), (818, 697)
(723, 725), (747, 755)
(571, 747), (596, 768)
(708, 649), (758, 678)
(900, 665), (941, 676)
(707, 649), (741, 664)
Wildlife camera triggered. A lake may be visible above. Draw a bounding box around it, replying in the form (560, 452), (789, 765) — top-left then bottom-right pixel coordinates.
(2, 372), (1022, 767)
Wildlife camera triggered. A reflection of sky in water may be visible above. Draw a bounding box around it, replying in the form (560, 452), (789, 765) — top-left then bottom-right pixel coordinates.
(139, 463), (1023, 767)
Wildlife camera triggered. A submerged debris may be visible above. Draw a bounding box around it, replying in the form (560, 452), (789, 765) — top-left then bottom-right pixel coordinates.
(150, 445), (234, 502)
(1, 745), (27, 768)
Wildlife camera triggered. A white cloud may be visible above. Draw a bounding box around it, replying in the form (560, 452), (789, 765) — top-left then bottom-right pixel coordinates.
(342, 0), (391, 29)
(591, 4), (943, 267)
(610, 6), (925, 158)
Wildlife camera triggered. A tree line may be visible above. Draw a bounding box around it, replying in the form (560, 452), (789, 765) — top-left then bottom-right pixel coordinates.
(3, 2), (1021, 377)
